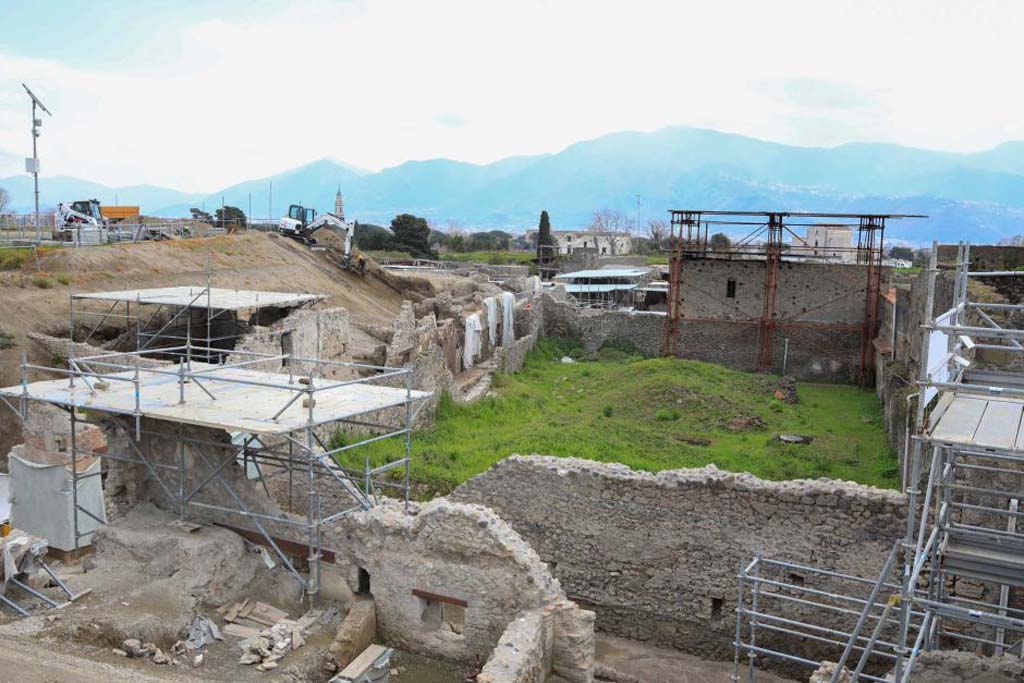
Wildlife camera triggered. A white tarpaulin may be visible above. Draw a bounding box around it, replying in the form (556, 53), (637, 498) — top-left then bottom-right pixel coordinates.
(483, 296), (498, 347)
(528, 275), (542, 295)
(924, 308), (956, 404)
(501, 291), (516, 348)
(0, 473), (9, 525)
(463, 313), (483, 370)
(9, 452), (106, 551)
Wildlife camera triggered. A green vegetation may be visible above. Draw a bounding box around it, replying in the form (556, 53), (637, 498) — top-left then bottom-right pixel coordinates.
(55, 272), (72, 286)
(32, 274), (55, 289)
(335, 338), (898, 497)
(0, 247), (34, 271)
(439, 251), (535, 265)
(364, 249), (414, 261)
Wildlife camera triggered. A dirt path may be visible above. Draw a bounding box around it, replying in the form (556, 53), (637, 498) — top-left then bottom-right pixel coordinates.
(595, 634), (795, 683)
(0, 632), (197, 682)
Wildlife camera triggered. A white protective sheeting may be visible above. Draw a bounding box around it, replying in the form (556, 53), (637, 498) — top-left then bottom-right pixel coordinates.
(463, 313), (483, 370)
(483, 296), (499, 347)
(924, 308), (956, 404)
(9, 451), (106, 551)
(528, 275), (542, 295)
(0, 472), (9, 524)
(501, 291), (516, 348)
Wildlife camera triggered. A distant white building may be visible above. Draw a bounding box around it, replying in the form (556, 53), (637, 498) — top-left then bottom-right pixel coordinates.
(796, 224), (854, 262)
(525, 229), (633, 256)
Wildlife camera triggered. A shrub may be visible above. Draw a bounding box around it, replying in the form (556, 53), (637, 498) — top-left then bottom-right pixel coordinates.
(32, 275), (55, 289)
(55, 272), (72, 286)
(602, 405), (614, 418)
(655, 408), (680, 421)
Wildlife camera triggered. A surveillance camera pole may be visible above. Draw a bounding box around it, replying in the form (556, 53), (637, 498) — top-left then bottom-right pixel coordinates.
(22, 84), (52, 244)
(31, 98), (39, 242)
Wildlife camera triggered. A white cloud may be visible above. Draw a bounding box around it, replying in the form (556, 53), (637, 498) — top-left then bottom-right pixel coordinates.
(1, 0), (1022, 191)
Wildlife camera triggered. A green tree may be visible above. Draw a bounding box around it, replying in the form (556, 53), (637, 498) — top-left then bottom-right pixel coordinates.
(215, 205), (246, 229)
(354, 223), (393, 251)
(710, 232), (731, 250)
(889, 246), (914, 261)
(536, 210), (556, 257)
(189, 207), (214, 223)
(390, 213), (435, 258)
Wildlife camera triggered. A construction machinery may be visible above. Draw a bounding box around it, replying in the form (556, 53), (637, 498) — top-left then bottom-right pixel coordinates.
(53, 199), (109, 245)
(100, 205), (140, 223)
(278, 203), (353, 254)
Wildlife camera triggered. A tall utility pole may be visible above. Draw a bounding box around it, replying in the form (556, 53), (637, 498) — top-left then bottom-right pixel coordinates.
(22, 84), (52, 243)
(635, 194), (641, 252)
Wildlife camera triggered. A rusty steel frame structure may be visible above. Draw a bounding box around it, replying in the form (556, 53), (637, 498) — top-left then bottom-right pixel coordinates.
(661, 210), (923, 385)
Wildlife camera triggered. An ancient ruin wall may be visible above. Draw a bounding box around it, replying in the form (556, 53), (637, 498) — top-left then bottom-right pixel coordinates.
(452, 455), (906, 661)
(324, 499), (594, 679)
(228, 307), (350, 377)
(678, 259), (871, 323)
(542, 295), (860, 381)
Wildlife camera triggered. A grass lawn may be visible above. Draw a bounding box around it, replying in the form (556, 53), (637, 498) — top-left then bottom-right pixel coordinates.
(439, 251), (536, 266)
(335, 339), (898, 496)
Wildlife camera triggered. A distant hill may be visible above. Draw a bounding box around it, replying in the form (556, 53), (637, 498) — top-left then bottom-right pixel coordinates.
(0, 173), (202, 215)
(3, 128), (1024, 244)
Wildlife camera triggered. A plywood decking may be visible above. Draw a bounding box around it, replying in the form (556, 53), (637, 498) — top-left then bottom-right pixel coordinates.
(929, 393), (1024, 451)
(0, 363), (429, 436)
(73, 286), (323, 311)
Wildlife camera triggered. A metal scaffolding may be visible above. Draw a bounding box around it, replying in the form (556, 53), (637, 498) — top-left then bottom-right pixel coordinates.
(68, 285), (323, 361)
(660, 210), (923, 385)
(733, 241), (1024, 680)
(0, 286), (430, 605)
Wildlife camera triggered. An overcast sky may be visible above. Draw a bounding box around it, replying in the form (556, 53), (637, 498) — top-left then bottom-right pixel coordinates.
(0, 0), (1021, 192)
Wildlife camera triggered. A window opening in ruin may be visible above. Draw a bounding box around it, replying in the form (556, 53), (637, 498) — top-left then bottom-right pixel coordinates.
(711, 596), (723, 620)
(413, 589), (468, 638)
(789, 572), (805, 587)
(726, 278), (737, 299)
(357, 567), (371, 595)
(601, 247), (607, 255)
(281, 331), (294, 367)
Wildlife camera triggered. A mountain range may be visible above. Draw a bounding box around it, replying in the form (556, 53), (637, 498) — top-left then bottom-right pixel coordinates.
(3, 127), (1024, 244)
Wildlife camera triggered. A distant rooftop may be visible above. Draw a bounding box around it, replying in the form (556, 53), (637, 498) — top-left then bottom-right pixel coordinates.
(564, 284), (638, 294)
(555, 268), (650, 279)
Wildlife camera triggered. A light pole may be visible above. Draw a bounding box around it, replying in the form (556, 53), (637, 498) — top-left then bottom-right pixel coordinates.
(22, 84), (52, 243)
(635, 194), (641, 252)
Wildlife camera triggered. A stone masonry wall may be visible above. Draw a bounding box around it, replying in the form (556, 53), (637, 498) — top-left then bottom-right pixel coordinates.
(478, 609), (552, 683)
(324, 499), (594, 680)
(678, 258), (873, 323)
(228, 307), (351, 378)
(452, 455), (906, 662)
(542, 295), (861, 381)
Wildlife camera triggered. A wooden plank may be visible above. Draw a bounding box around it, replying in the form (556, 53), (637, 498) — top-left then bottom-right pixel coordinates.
(231, 616), (266, 631)
(224, 601), (243, 623)
(249, 602), (288, 625)
(411, 588), (468, 608)
(223, 623), (260, 639)
(212, 523), (336, 564)
(973, 400), (1024, 450)
(339, 644), (389, 678)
